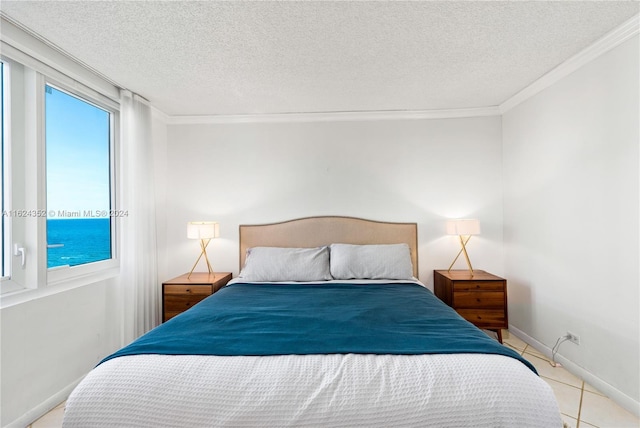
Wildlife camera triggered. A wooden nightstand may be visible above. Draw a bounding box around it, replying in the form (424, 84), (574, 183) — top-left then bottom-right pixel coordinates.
(433, 270), (508, 343)
(162, 272), (232, 322)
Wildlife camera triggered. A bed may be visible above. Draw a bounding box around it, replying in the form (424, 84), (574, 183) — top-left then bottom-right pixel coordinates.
(63, 216), (561, 427)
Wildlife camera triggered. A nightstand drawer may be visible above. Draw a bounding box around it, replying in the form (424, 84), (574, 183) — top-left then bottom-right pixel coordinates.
(453, 281), (504, 292)
(456, 309), (505, 327)
(453, 291), (505, 308)
(164, 293), (210, 312)
(164, 284), (212, 295)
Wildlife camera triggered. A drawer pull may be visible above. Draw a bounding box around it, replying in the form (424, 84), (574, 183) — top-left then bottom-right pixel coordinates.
(185, 288), (191, 293)
(476, 298), (481, 302)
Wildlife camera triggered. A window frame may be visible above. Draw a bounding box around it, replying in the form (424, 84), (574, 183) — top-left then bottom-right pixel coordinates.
(0, 56), (28, 297)
(0, 51), (121, 300)
(1, 59), (12, 281)
(44, 79), (120, 285)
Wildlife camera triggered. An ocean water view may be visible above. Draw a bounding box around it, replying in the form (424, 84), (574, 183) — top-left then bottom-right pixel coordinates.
(47, 218), (111, 268)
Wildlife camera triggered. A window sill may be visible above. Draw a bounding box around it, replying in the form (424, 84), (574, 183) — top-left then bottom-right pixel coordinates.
(0, 266), (119, 309)
(0, 278), (26, 295)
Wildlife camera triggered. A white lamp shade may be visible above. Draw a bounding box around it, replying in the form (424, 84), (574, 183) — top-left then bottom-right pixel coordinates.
(187, 221), (220, 239)
(446, 219), (481, 236)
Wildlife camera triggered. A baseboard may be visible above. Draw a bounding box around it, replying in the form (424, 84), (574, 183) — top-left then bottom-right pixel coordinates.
(509, 324), (640, 418)
(4, 375), (83, 428)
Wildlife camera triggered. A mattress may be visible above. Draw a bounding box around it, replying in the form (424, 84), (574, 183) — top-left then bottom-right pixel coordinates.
(62, 279), (562, 427)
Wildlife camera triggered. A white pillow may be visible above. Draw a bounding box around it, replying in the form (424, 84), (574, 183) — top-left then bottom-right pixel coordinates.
(239, 246), (332, 282)
(329, 243), (413, 280)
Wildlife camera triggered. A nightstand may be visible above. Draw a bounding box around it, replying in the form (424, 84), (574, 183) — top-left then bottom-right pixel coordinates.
(433, 270), (508, 343)
(162, 272), (232, 322)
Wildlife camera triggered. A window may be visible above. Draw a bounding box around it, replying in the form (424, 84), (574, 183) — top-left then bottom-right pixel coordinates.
(1, 61), (7, 278)
(45, 85), (113, 269)
(0, 50), (119, 298)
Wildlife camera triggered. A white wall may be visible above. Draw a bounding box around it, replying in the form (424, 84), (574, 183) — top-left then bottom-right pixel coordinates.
(502, 35), (639, 410)
(0, 278), (121, 427)
(160, 116), (504, 288)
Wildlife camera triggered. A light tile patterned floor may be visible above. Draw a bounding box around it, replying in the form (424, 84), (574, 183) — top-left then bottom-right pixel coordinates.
(29, 400), (64, 428)
(30, 331), (640, 427)
(500, 330), (640, 428)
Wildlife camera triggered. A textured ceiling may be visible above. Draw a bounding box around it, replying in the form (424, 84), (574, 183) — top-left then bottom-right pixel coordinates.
(1, 1), (638, 116)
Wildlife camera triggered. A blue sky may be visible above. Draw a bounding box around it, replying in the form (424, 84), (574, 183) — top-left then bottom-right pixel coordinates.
(45, 86), (111, 218)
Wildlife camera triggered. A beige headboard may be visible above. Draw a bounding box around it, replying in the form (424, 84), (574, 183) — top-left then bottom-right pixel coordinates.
(239, 216), (418, 277)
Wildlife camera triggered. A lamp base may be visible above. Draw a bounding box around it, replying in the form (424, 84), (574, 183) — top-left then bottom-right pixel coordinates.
(447, 234), (475, 276)
(188, 238), (213, 279)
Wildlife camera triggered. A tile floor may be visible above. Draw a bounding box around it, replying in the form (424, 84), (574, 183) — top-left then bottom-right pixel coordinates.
(30, 330), (640, 428)
(500, 330), (639, 428)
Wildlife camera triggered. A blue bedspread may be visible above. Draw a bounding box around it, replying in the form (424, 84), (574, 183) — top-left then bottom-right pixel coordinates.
(102, 282), (535, 373)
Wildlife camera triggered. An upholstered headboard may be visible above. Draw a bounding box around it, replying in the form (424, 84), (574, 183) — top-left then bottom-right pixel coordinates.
(239, 216), (418, 277)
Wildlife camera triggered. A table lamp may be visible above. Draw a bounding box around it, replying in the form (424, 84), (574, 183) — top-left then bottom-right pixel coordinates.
(446, 219), (481, 276)
(187, 221), (220, 278)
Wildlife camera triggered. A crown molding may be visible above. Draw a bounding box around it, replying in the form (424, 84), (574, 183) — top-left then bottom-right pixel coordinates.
(500, 14), (639, 114)
(166, 106), (501, 125)
(161, 14), (639, 125)
(164, 11), (638, 126)
(151, 105), (170, 123)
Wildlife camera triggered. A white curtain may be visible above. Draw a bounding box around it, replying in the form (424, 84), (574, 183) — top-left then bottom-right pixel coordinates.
(119, 90), (159, 344)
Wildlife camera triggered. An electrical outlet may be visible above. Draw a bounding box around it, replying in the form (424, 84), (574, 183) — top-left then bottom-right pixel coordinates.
(567, 331), (580, 345)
